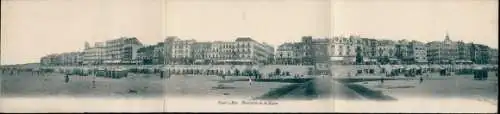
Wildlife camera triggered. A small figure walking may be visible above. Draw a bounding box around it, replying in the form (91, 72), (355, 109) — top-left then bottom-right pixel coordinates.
(381, 77), (384, 84)
(65, 74), (70, 83)
(92, 77), (96, 88)
(160, 70), (164, 79)
(419, 76), (423, 84)
(248, 77), (252, 86)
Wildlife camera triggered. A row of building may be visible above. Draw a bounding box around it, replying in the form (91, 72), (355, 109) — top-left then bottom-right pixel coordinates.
(274, 33), (498, 65)
(40, 36), (275, 66)
(41, 37), (144, 66)
(40, 33), (498, 66)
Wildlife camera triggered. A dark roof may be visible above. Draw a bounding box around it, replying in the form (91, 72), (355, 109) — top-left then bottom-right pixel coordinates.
(137, 45), (155, 52)
(156, 42), (165, 46)
(235, 37), (255, 42)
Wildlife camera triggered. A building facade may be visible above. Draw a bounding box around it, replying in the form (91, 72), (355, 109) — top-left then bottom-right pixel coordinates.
(41, 32), (498, 66)
(275, 43), (297, 64)
(83, 42), (105, 65)
(40, 54), (60, 66)
(103, 37), (143, 64)
(426, 33), (459, 64)
(164, 36), (178, 64)
(191, 42), (212, 64)
(409, 40), (428, 64)
(207, 41), (233, 64)
(136, 42), (165, 65)
(171, 38), (196, 64)
(358, 38), (378, 64)
(45, 52), (83, 66)
(137, 45), (156, 65)
(456, 41), (473, 64)
(153, 42), (165, 65)
(234, 37), (275, 64)
(489, 48), (498, 64)
(328, 36), (358, 64)
(311, 38), (330, 64)
(298, 36), (314, 65)
(375, 39), (397, 64)
(397, 40), (427, 64)
(163, 37), (274, 65)
(470, 44), (491, 64)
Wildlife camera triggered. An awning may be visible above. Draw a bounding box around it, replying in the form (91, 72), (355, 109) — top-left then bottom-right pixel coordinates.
(330, 57), (344, 61)
(216, 59), (254, 62)
(389, 58), (399, 61)
(194, 60), (205, 63)
(363, 59), (377, 62)
(416, 60), (428, 63)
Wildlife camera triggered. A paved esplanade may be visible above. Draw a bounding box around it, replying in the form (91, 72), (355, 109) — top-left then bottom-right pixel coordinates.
(280, 76), (363, 100)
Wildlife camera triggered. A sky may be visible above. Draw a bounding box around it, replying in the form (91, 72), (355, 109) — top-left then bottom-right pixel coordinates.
(1, 0), (165, 65)
(332, 0), (498, 45)
(165, 0), (331, 44)
(1, 0), (498, 65)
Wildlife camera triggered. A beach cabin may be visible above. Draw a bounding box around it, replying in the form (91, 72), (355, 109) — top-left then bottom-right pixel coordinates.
(473, 67), (488, 80)
(439, 68), (452, 76)
(106, 67), (128, 79)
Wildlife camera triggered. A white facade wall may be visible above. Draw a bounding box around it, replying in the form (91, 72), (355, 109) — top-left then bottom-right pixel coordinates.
(172, 39), (195, 59)
(328, 37), (357, 58)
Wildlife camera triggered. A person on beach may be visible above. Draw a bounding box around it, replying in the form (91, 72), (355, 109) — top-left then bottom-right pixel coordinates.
(92, 76), (96, 88)
(160, 70), (164, 79)
(248, 77), (253, 86)
(65, 74), (70, 83)
(419, 76), (423, 84)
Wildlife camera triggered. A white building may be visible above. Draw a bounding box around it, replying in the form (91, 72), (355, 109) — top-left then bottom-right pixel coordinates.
(59, 52), (83, 66)
(103, 37), (143, 64)
(426, 33), (459, 64)
(171, 38), (196, 64)
(234, 37), (274, 64)
(83, 42), (105, 65)
(410, 40), (428, 64)
(328, 36), (360, 63)
(204, 37), (274, 65)
(191, 42), (212, 64)
(276, 43), (297, 64)
(376, 40), (397, 58)
(208, 41), (234, 63)
(165, 37), (274, 65)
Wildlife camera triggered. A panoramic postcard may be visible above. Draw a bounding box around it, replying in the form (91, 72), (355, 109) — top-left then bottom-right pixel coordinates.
(1, 0), (498, 113)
